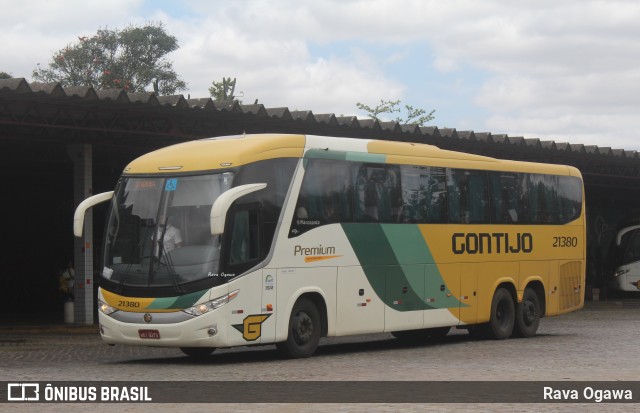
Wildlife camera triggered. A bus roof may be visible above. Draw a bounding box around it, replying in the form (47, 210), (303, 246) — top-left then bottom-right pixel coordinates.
(123, 133), (580, 177)
(124, 134), (306, 174)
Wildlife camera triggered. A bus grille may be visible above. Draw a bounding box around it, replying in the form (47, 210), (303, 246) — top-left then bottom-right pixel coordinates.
(559, 261), (582, 310)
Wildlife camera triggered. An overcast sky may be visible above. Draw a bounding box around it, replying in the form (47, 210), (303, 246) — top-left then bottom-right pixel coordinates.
(2, 0), (640, 149)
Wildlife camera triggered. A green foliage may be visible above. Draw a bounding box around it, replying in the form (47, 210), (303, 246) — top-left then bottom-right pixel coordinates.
(32, 23), (186, 95)
(209, 77), (237, 101)
(0, 72), (12, 79)
(356, 99), (435, 126)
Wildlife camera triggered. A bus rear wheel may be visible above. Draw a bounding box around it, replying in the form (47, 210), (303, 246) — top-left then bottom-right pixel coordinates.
(277, 297), (321, 359)
(514, 287), (541, 338)
(483, 287), (515, 340)
(180, 347), (215, 358)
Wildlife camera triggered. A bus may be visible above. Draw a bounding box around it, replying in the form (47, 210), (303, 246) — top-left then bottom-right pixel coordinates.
(74, 133), (586, 358)
(608, 225), (640, 292)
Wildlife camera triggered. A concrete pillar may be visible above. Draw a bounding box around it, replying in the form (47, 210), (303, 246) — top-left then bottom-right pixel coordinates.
(68, 144), (94, 325)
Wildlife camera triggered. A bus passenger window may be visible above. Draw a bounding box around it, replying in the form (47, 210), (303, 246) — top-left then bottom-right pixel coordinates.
(447, 169), (488, 224)
(354, 164), (402, 223)
(400, 165), (446, 223)
(290, 159), (352, 237)
(490, 172), (522, 224)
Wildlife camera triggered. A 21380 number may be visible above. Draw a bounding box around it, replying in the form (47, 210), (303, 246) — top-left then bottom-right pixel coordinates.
(552, 236), (578, 248)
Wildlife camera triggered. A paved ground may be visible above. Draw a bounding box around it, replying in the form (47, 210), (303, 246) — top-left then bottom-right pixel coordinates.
(1, 300), (639, 412)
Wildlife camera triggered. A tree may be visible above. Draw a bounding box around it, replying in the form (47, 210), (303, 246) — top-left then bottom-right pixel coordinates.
(0, 72), (12, 79)
(356, 99), (435, 126)
(32, 23), (186, 95)
(209, 77), (237, 101)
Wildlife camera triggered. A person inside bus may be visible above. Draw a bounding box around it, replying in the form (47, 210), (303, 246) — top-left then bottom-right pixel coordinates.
(154, 217), (183, 254)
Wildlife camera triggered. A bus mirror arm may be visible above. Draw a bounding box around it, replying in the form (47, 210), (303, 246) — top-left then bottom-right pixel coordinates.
(210, 183), (267, 235)
(73, 191), (114, 237)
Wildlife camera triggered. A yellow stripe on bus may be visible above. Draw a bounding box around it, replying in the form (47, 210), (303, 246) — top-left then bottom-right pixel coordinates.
(304, 255), (343, 263)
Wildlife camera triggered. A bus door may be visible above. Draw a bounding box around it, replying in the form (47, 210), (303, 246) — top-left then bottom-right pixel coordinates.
(224, 204), (271, 346)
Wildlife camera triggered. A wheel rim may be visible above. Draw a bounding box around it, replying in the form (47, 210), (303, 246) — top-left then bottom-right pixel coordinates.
(496, 298), (511, 329)
(522, 299), (537, 326)
(292, 311), (314, 345)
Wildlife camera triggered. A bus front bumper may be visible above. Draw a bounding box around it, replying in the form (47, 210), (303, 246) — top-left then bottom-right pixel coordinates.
(609, 274), (640, 292)
(98, 310), (229, 348)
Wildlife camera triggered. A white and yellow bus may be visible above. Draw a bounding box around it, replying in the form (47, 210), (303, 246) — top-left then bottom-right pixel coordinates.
(74, 133), (585, 358)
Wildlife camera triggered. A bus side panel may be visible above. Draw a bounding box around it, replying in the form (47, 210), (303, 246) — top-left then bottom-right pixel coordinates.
(429, 263), (462, 323)
(421, 263), (464, 329)
(261, 268), (278, 343)
(546, 261), (560, 316)
(226, 270), (265, 346)
(458, 263), (478, 325)
(336, 266), (385, 335)
(557, 259), (585, 314)
(384, 265), (424, 332)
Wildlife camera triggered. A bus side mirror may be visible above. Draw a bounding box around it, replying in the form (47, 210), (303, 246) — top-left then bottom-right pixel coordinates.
(210, 183), (267, 235)
(73, 191), (114, 237)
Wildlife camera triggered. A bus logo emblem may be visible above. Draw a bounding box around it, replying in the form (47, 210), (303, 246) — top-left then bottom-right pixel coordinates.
(143, 313), (152, 323)
(232, 314), (271, 341)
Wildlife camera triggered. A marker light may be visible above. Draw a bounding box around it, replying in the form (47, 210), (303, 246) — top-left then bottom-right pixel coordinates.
(183, 290), (239, 317)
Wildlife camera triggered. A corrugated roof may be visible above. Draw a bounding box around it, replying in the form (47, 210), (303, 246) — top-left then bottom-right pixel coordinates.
(0, 77), (637, 159)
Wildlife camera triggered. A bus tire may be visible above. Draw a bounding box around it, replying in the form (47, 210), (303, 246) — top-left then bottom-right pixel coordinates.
(180, 347), (215, 358)
(276, 297), (321, 358)
(485, 287), (515, 340)
(514, 287), (541, 338)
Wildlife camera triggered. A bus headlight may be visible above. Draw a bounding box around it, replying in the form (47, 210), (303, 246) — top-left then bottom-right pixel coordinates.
(183, 290), (239, 317)
(98, 299), (118, 315)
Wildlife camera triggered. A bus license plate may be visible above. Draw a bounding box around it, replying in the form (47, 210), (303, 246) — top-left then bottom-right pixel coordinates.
(138, 329), (160, 339)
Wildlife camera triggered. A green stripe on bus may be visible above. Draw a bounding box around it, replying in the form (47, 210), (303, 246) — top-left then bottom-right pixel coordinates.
(382, 224), (464, 308)
(341, 223), (433, 310)
(304, 149), (348, 161)
(380, 224), (435, 264)
(342, 223), (463, 310)
(304, 149), (386, 164)
(346, 152), (386, 163)
(146, 289), (208, 310)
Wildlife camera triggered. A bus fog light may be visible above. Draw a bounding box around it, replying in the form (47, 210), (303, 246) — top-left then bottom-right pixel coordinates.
(207, 326), (218, 337)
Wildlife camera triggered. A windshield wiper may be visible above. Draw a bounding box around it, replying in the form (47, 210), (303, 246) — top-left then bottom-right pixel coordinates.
(152, 218), (183, 293)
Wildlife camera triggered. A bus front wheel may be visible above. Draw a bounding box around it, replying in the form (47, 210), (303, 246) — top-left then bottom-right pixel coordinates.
(276, 297), (321, 358)
(484, 287), (515, 340)
(514, 287), (541, 338)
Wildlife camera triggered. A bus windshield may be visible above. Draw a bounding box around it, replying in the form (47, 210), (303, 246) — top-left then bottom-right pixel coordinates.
(102, 172), (233, 289)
